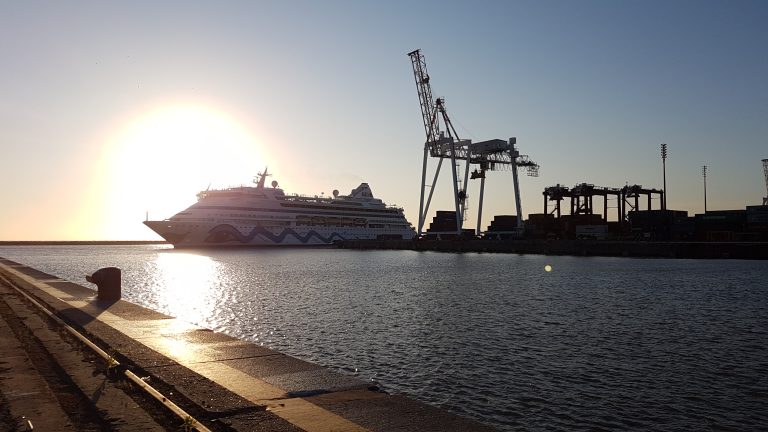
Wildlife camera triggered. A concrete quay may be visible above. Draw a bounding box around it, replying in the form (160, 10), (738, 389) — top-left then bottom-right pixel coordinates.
(0, 258), (495, 431)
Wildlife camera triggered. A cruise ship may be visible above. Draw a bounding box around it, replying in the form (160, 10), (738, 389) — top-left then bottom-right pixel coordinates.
(143, 169), (416, 247)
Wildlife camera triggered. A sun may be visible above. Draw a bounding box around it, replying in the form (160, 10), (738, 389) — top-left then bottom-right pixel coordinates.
(100, 104), (267, 239)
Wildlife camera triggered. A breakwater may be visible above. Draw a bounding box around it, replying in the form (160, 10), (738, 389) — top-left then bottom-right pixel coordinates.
(337, 239), (768, 259)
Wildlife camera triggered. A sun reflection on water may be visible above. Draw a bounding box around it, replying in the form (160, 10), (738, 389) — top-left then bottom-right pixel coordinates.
(152, 251), (222, 324)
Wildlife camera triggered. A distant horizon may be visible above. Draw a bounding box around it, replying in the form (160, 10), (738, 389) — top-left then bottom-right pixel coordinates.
(3, 192), (768, 243)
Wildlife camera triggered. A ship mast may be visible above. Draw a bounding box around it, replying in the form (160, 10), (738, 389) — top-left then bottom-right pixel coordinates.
(255, 167), (270, 189)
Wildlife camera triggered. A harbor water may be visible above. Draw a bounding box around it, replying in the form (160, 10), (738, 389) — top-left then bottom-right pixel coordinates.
(1, 245), (766, 431)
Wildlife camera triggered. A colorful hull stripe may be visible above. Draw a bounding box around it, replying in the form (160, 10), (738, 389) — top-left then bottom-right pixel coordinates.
(204, 224), (347, 244)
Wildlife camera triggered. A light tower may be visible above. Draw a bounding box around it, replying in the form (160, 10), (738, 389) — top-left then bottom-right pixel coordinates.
(702, 165), (708, 212)
(762, 159), (768, 206)
(660, 143), (667, 210)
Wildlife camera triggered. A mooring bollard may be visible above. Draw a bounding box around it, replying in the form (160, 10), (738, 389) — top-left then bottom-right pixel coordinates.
(86, 267), (121, 301)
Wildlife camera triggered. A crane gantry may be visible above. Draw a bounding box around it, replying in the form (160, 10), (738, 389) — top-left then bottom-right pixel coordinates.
(407, 49), (539, 237)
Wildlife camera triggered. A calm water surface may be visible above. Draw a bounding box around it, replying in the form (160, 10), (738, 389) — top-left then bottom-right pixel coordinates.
(1, 245), (767, 431)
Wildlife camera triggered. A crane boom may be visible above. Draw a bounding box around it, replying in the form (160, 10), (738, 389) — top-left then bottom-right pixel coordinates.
(408, 49), (439, 145)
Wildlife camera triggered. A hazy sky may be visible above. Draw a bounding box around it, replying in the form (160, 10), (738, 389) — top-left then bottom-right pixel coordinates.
(2, 1), (767, 240)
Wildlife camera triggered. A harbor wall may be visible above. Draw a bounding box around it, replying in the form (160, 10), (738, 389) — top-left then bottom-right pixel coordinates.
(337, 239), (768, 260)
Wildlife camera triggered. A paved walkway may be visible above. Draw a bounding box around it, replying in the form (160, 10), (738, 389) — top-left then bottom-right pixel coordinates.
(0, 299), (76, 431)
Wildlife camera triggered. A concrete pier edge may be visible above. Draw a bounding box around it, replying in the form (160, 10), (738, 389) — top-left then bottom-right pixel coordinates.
(0, 258), (495, 431)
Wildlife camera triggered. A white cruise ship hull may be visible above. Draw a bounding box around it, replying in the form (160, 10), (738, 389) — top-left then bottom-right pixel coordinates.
(144, 221), (413, 247)
(143, 171), (415, 247)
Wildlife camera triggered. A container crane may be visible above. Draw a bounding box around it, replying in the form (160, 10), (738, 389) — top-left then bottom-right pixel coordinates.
(407, 49), (539, 237)
(408, 49), (471, 236)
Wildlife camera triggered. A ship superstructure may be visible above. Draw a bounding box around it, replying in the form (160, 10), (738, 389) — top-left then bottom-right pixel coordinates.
(143, 169), (415, 247)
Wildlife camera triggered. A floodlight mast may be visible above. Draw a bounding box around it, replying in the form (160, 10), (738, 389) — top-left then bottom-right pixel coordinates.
(702, 165), (708, 212)
(661, 143), (668, 210)
(762, 159), (768, 206)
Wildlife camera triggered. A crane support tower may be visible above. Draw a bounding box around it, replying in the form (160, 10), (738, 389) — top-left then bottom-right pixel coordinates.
(407, 49), (539, 237)
(763, 159), (768, 206)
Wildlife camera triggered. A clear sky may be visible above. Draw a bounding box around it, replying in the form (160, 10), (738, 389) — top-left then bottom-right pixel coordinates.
(1, 1), (767, 240)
